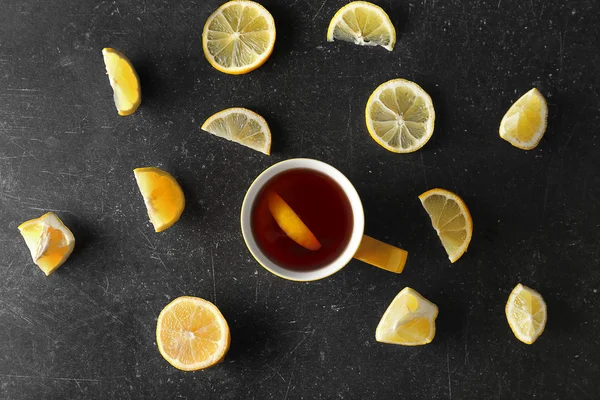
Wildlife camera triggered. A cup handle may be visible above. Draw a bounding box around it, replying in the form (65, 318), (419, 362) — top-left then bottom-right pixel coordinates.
(353, 235), (407, 274)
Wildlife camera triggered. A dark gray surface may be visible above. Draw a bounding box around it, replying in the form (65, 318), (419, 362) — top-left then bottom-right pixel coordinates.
(1, 0), (599, 399)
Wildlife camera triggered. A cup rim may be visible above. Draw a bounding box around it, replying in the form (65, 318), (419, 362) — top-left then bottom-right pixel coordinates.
(240, 158), (365, 282)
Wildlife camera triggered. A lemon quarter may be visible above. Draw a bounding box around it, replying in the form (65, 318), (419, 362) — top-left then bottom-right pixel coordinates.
(499, 88), (548, 150)
(134, 167), (185, 232)
(102, 48), (141, 116)
(505, 284), (547, 344)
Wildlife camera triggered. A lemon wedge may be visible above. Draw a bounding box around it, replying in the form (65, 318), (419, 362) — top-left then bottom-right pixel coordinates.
(102, 48), (141, 116)
(506, 284), (547, 344)
(327, 1), (396, 51)
(419, 188), (473, 263)
(201, 107), (272, 155)
(157, 296), (230, 371)
(365, 78), (435, 153)
(499, 88), (548, 150)
(202, 0), (276, 75)
(18, 212), (75, 276)
(134, 167), (185, 232)
(266, 191), (321, 251)
(376, 287), (438, 346)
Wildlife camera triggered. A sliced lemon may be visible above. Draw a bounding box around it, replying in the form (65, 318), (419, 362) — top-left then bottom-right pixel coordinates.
(202, 0), (276, 75)
(156, 296), (230, 371)
(201, 107), (272, 155)
(376, 287), (438, 346)
(102, 48), (141, 116)
(18, 212), (75, 276)
(499, 88), (548, 150)
(266, 191), (321, 251)
(419, 188), (473, 263)
(506, 284), (547, 344)
(134, 167), (185, 232)
(327, 1), (396, 51)
(365, 79), (435, 153)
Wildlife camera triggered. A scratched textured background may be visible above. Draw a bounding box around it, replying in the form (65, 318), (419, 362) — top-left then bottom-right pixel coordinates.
(1, 0), (599, 399)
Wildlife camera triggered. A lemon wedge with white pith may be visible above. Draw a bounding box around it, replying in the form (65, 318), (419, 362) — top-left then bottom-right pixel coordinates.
(202, 108), (271, 154)
(202, 0), (276, 75)
(327, 1), (396, 51)
(102, 48), (141, 116)
(419, 188), (472, 263)
(366, 79), (435, 153)
(134, 167), (185, 232)
(376, 287), (438, 346)
(499, 88), (548, 150)
(18, 212), (75, 276)
(506, 284), (547, 344)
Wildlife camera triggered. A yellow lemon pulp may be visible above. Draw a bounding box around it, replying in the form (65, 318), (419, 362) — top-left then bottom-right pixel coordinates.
(266, 191), (321, 251)
(376, 287), (438, 346)
(102, 48), (141, 116)
(134, 167), (185, 232)
(156, 296), (230, 371)
(506, 284), (547, 344)
(18, 212), (75, 276)
(419, 188), (473, 263)
(202, 0), (276, 75)
(366, 79), (435, 153)
(499, 88), (548, 150)
(201, 108), (272, 155)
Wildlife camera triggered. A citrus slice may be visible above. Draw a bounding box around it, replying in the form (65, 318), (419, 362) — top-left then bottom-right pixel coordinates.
(327, 1), (396, 51)
(18, 212), (75, 276)
(506, 284), (547, 344)
(376, 287), (438, 346)
(202, 0), (276, 75)
(156, 296), (230, 371)
(419, 188), (473, 263)
(365, 78), (435, 153)
(499, 88), (548, 150)
(266, 191), (321, 251)
(201, 107), (272, 155)
(102, 48), (141, 116)
(134, 167), (185, 232)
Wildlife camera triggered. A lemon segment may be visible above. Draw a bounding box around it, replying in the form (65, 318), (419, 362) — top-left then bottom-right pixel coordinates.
(102, 48), (141, 116)
(156, 296), (230, 371)
(18, 212), (75, 276)
(365, 79), (435, 153)
(266, 191), (321, 251)
(499, 88), (548, 150)
(327, 1), (396, 51)
(202, 0), (276, 74)
(134, 167), (185, 232)
(376, 287), (438, 346)
(419, 188), (473, 263)
(201, 107), (271, 155)
(505, 284), (547, 344)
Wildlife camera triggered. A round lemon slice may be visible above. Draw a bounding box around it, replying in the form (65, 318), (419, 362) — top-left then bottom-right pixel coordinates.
(376, 287), (438, 346)
(18, 212), (75, 276)
(505, 284), (547, 344)
(201, 107), (272, 154)
(102, 48), (141, 116)
(327, 1), (396, 51)
(202, 0), (276, 75)
(365, 78), (435, 153)
(499, 88), (548, 150)
(157, 296), (230, 371)
(134, 167), (185, 232)
(419, 188), (473, 263)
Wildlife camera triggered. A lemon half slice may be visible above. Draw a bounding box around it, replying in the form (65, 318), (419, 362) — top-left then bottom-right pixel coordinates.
(157, 296), (230, 371)
(102, 48), (141, 116)
(499, 88), (548, 150)
(18, 212), (75, 276)
(376, 287), (438, 346)
(506, 284), (547, 344)
(266, 191), (321, 251)
(419, 188), (473, 263)
(201, 107), (272, 154)
(134, 167), (185, 232)
(202, 0), (276, 75)
(365, 78), (435, 153)
(327, 1), (396, 51)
